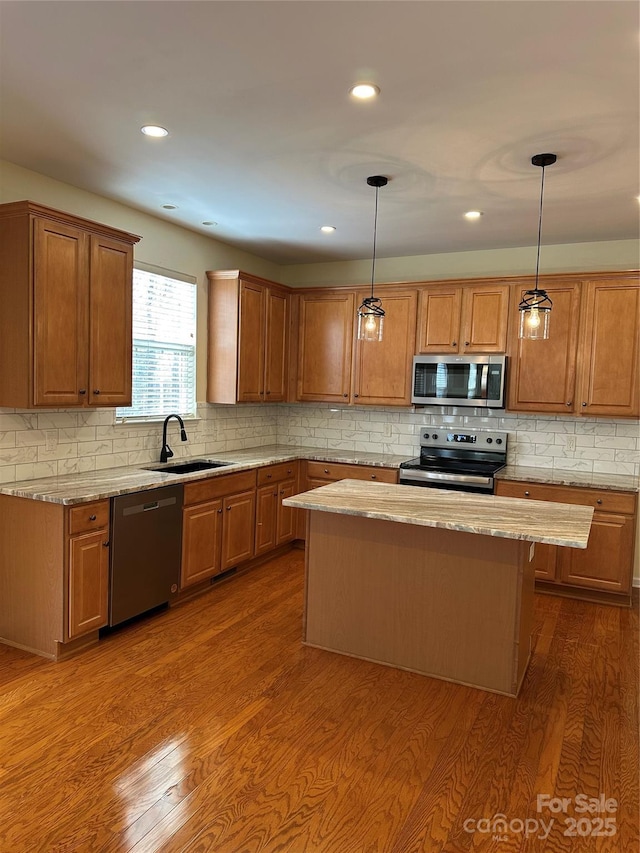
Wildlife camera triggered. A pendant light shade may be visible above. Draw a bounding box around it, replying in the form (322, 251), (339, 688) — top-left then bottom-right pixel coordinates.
(519, 153), (557, 340)
(357, 175), (388, 342)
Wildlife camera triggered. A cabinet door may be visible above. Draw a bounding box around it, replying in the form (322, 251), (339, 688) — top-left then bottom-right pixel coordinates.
(68, 529), (109, 639)
(577, 280), (639, 417)
(416, 286), (461, 353)
(255, 483), (278, 555)
(508, 284), (581, 413)
(558, 511), (634, 594)
(460, 284), (510, 353)
(297, 292), (355, 402)
(181, 499), (223, 588)
(352, 290), (418, 406)
(237, 281), (266, 402)
(33, 218), (89, 407)
(531, 541), (558, 581)
(264, 288), (288, 401)
(88, 235), (133, 406)
(276, 479), (297, 545)
(221, 489), (256, 571)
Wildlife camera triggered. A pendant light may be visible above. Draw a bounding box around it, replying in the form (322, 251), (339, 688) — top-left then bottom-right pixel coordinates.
(518, 153), (557, 340)
(357, 175), (388, 342)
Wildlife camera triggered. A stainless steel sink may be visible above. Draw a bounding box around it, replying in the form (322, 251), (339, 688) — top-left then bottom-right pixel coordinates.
(145, 459), (232, 475)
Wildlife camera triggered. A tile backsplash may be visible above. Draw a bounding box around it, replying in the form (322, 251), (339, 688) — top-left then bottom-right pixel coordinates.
(0, 402), (637, 484)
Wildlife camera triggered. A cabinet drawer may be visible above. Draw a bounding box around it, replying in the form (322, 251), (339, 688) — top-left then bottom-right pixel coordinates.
(305, 461), (397, 484)
(257, 461), (298, 486)
(184, 470), (257, 506)
(496, 480), (636, 515)
(68, 500), (110, 534)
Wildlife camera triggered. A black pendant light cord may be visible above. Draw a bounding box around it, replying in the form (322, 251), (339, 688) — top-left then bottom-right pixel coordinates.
(370, 183), (379, 299)
(534, 163), (546, 293)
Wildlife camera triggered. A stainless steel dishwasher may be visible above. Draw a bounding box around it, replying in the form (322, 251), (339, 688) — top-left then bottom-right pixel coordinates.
(109, 484), (184, 626)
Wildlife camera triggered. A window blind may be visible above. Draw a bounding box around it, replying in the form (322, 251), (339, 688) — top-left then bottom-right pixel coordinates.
(116, 267), (197, 422)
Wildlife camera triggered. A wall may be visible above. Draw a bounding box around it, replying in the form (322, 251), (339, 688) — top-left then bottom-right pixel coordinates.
(281, 240), (640, 287)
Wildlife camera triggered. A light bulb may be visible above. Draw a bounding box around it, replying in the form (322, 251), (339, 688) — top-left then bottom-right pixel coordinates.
(526, 307), (541, 329)
(365, 314), (377, 332)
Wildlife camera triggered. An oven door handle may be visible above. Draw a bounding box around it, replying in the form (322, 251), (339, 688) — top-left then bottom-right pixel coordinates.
(399, 470), (493, 487)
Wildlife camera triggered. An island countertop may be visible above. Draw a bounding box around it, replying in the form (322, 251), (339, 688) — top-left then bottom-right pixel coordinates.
(283, 479), (594, 548)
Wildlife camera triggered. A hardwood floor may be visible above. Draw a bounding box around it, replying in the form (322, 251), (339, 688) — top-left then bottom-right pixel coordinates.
(0, 550), (637, 852)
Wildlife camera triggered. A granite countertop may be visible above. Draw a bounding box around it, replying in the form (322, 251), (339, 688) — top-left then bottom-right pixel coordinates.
(497, 465), (639, 493)
(0, 443), (636, 506)
(0, 444), (409, 505)
(283, 479), (594, 548)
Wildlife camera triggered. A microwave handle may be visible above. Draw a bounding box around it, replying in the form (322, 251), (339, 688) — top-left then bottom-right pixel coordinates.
(480, 363), (489, 398)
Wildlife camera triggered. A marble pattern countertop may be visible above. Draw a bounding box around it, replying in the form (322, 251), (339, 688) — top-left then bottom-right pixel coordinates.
(0, 445), (409, 505)
(283, 479), (594, 548)
(0, 444), (637, 505)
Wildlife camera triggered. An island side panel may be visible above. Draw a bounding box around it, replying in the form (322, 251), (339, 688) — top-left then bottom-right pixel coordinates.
(0, 494), (64, 658)
(304, 510), (533, 696)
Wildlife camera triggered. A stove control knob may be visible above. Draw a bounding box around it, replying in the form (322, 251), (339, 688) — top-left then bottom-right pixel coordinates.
(432, 433), (438, 439)
(486, 437), (493, 444)
(495, 438), (503, 445)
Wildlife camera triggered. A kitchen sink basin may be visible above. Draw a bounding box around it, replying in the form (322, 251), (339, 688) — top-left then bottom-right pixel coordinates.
(145, 460), (232, 475)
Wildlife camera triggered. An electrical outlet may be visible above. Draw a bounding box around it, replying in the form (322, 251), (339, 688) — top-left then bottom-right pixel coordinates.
(383, 422), (392, 438)
(566, 434), (577, 452)
(45, 430), (58, 452)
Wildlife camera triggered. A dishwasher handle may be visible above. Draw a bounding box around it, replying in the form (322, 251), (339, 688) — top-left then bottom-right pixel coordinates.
(122, 496), (178, 517)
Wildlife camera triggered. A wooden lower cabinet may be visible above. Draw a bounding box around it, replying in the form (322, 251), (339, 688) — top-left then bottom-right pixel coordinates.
(67, 528), (110, 639)
(495, 480), (637, 601)
(255, 462), (300, 555)
(180, 471), (256, 589)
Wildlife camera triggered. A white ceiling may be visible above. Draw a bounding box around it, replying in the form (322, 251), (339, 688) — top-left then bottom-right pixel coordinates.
(1, 1), (638, 265)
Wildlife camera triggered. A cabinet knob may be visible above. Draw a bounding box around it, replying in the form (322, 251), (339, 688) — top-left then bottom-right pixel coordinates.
(524, 491), (530, 497)
(79, 389), (87, 395)
(217, 508), (222, 513)
(354, 394), (359, 398)
(266, 390), (271, 395)
(324, 469), (329, 474)
(226, 506), (231, 511)
(272, 492), (277, 497)
(267, 473), (272, 479)
(566, 401), (572, 407)
(343, 393), (348, 397)
(596, 499), (603, 505)
(451, 341), (457, 347)
(286, 469), (292, 474)
(582, 402), (587, 407)
(464, 341), (470, 346)
(89, 514), (97, 521)
(102, 541), (110, 547)
(93, 389), (100, 395)
(280, 489), (285, 495)
(260, 391), (264, 395)
(371, 474), (377, 479)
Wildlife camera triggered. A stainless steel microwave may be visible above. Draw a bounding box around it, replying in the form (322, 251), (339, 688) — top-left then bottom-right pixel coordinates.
(411, 354), (507, 408)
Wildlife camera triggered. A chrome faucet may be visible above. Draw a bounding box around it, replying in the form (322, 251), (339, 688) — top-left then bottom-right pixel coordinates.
(160, 414), (188, 463)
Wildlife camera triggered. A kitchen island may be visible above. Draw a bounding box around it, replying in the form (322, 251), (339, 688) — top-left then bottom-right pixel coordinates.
(283, 480), (594, 697)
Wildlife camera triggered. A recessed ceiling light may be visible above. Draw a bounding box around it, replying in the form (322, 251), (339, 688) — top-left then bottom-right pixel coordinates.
(320, 225), (336, 233)
(464, 210), (483, 220)
(202, 221), (218, 226)
(141, 125), (169, 137)
(349, 83), (380, 100)
(162, 204), (177, 210)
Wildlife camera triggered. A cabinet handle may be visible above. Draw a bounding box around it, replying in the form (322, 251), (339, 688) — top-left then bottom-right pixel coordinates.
(566, 401), (572, 407)
(217, 509), (222, 514)
(464, 341), (470, 346)
(266, 390), (271, 395)
(582, 402), (587, 407)
(280, 489), (285, 495)
(79, 389), (87, 395)
(324, 469), (329, 474)
(93, 389), (100, 395)
(273, 492), (277, 497)
(451, 341), (457, 347)
(267, 473), (272, 479)
(354, 394), (359, 398)
(524, 491), (530, 497)
(89, 514), (97, 521)
(343, 393), (348, 397)
(596, 499), (602, 505)
(371, 474), (377, 479)
(259, 391), (264, 395)
(226, 506), (231, 511)
(286, 469), (291, 474)
(102, 541), (110, 547)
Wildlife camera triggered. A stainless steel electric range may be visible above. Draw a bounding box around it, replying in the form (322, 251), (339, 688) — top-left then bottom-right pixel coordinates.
(399, 427), (508, 494)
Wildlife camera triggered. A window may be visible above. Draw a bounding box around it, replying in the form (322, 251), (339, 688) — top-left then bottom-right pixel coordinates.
(116, 264), (197, 422)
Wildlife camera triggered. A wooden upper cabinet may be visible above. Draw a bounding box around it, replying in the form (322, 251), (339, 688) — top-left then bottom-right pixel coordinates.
(507, 282), (581, 414)
(206, 271), (289, 404)
(0, 201), (139, 408)
(297, 291), (355, 402)
(417, 283), (510, 354)
(577, 278), (640, 418)
(416, 286), (461, 352)
(352, 290), (418, 406)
